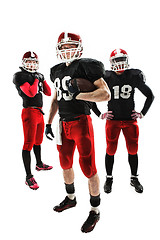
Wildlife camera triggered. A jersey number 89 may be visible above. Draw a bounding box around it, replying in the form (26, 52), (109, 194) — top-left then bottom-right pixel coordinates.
(54, 76), (72, 101)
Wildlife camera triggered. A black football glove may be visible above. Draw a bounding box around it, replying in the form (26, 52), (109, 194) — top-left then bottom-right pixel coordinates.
(45, 124), (54, 140)
(34, 73), (45, 82)
(66, 79), (80, 99)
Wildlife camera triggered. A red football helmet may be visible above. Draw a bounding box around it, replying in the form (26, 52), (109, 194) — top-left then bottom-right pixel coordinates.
(110, 49), (129, 73)
(22, 51), (39, 73)
(56, 32), (83, 63)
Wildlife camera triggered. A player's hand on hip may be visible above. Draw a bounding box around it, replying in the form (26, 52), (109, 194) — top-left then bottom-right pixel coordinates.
(99, 111), (114, 120)
(66, 79), (80, 99)
(45, 124), (55, 140)
(131, 110), (143, 120)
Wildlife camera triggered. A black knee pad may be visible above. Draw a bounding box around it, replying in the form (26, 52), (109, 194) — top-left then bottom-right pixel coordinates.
(65, 183), (75, 194)
(90, 194), (101, 207)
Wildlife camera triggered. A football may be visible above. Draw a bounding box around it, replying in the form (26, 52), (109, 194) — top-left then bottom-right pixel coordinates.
(71, 78), (96, 92)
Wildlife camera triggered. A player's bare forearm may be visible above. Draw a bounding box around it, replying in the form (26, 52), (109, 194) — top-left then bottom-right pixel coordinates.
(48, 91), (58, 124)
(76, 89), (110, 102)
(76, 78), (111, 102)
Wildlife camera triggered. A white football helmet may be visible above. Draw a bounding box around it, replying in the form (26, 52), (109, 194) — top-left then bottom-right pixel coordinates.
(110, 48), (129, 73)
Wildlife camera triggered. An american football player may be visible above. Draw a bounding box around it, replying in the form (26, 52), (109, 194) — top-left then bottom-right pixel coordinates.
(13, 51), (53, 190)
(101, 49), (154, 194)
(45, 32), (110, 233)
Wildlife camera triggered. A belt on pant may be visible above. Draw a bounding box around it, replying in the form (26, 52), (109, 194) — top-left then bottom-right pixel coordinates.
(24, 107), (45, 115)
(60, 116), (80, 122)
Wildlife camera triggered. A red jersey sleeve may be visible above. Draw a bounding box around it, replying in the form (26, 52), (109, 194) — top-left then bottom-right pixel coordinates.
(43, 80), (51, 96)
(20, 78), (39, 97)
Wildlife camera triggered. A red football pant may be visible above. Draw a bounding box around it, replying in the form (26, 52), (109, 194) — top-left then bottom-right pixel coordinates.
(105, 120), (139, 155)
(21, 108), (44, 151)
(57, 115), (97, 178)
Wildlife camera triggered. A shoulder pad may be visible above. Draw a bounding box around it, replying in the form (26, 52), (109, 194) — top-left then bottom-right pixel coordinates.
(79, 58), (105, 80)
(51, 63), (64, 72)
(104, 70), (113, 78)
(79, 58), (104, 66)
(50, 63), (64, 81)
(128, 68), (146, 83)
(128, 68), (142, 76)
(13, 71), (29, 87)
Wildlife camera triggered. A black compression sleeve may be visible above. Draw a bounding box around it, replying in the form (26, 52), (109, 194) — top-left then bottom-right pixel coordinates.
(91, 102), (101, 117)
(137, 82), (154, 116)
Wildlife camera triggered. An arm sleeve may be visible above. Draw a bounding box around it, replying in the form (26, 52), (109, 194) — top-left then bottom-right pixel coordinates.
(136, 72), (155, 116)
(43, 80), (51, 96)
(91, 102), (101, 117)
(20, 78), (39, 97)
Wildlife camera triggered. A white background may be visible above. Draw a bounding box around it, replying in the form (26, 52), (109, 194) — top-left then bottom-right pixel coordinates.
(1, 0), (160, 239)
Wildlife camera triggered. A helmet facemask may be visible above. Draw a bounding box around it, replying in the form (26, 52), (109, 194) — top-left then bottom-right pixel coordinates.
(110, 56), (129, 73)
(56, 44), (83, 63)
(56, 32), (83, 64)
(22, 59), (39, 73)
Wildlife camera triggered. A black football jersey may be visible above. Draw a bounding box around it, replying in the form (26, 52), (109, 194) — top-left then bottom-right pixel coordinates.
(50, 58), (105, 119)
(104, 69), (154, 120)
(13, 68), (43, 108)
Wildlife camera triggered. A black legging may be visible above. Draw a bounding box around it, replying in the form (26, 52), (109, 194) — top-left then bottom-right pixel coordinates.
(105, 153), (138, 176)
(22, 145), (42, 177)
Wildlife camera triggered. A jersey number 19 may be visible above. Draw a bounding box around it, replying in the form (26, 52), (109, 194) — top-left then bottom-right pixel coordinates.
(113, 85), (132, 99)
